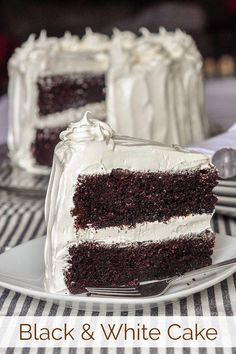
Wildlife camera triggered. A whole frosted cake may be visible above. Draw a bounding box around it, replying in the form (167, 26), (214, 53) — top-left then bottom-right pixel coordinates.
(107, 28), (209, 146)
(44, 111), (217, 294)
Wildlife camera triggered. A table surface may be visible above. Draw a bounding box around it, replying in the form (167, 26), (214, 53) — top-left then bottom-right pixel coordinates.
(0, 189), (236, 353)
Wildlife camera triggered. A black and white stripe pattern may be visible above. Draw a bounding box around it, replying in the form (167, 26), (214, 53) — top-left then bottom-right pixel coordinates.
(0, 191), (236, 353)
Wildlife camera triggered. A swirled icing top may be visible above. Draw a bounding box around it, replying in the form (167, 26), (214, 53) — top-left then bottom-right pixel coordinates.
(111, 27), (202, 69)
(60, 111), (113, 143)
(9, 27), (201, 73)
(9, 29), (110, 71)
(80, 27), (110, 51)
(157, 27), (201, 62)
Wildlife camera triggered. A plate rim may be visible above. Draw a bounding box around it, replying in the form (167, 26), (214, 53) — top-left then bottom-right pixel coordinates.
(0, 236), (236, 306)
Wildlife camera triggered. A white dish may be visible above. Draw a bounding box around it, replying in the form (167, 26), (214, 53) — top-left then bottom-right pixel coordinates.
(214, 185), (236, 197)
(0, 235), (235, 313)
(217, 195), (236, 207)
(215, 205), (236, 217)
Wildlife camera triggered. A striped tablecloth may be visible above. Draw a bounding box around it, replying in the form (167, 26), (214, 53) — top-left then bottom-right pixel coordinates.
(0, 190), (236, 354)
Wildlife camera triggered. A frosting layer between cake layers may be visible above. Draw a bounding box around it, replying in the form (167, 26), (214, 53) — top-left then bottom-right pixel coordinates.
(44, 113), (216, 293)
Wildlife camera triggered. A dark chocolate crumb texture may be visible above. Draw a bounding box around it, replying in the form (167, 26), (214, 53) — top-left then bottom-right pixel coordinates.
(37, 72), (105, 116)
(71, 168), (218, 230)
(31, 127), (64, 166)
(65, 231), (215, 294)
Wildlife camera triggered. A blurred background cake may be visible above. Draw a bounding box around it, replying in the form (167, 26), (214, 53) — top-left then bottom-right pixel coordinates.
(1, 0), (236, 172)
(7, 26), (209, 173)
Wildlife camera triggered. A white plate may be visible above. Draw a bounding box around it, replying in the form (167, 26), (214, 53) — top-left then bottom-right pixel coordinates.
(214, 185), (236, 197)
(217, 195), (236, 207)
(215, 205), (236, 217)
(218, 178), (236, 187)
(0, 235), (235, 313)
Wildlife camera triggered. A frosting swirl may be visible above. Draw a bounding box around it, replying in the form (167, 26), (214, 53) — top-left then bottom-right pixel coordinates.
(9, 29), (110, 70)
(112, 29), (137, 49)
(60, 111), (113, 143)
(81, 27), (110, 51)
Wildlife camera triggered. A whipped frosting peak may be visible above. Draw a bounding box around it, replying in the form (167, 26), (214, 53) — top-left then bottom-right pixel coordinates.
(81, 27), (110, 51)
(60, 111), (114, 143)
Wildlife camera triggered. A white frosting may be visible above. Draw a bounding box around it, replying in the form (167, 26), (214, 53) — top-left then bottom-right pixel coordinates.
(8, 27), (209, 175)
(44, 112), (213, 293)
(107, 27), (209, 147)
(112, 28), (137, 49)
(71, 213), (212, 244)
(7, 30), (109, 174)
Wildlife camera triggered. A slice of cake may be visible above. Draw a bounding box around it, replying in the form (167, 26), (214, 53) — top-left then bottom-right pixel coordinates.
(8, 29), (109, 173)
(44, 111), (218, 295)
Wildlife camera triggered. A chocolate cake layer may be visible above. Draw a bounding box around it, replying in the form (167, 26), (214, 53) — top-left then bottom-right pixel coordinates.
(72, 168), (218, 230)
(65, 231), (215, 294)
(31, 127), (64, 166)
(37, 72), (105, 116)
